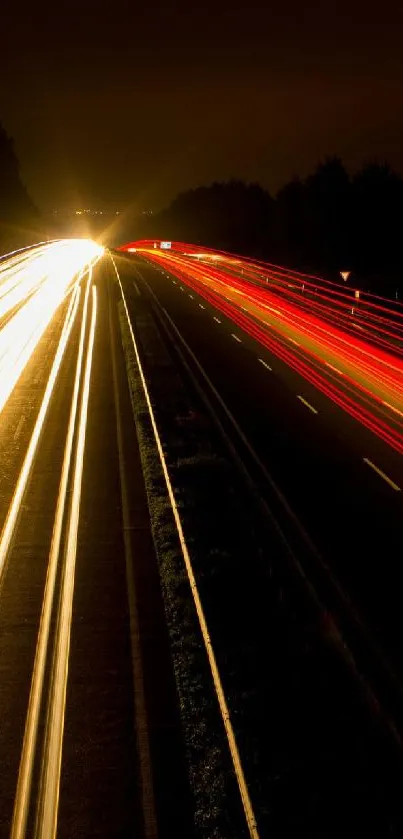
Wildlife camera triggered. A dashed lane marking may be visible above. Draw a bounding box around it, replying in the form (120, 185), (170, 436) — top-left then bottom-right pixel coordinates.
(297, 395), (318, 414)
(363, 458), (401, 492)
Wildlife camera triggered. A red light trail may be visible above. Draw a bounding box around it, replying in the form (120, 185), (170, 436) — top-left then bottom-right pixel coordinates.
(120, 241), (403, 456)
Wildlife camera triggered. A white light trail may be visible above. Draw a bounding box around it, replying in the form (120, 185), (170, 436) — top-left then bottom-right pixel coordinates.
(0, 240), (103, 416)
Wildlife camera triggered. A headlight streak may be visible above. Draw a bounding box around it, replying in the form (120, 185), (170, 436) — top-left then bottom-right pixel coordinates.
(0, 285), (80, 588)
(37, 285), (97, 839)
(0, 240), (103, 417)
(10, 275), (93, 839)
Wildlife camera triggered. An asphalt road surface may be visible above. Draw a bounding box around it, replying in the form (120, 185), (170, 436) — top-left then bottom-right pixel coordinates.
(2, 240), (403, 838)
(0, 246), (190, 839)
(125, 254), (403, 679)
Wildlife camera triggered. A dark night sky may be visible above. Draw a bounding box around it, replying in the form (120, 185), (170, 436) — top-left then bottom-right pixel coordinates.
(1, 0), (403, 214)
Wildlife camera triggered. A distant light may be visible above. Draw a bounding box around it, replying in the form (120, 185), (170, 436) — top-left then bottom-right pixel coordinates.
(340, 271), (351, 282)
(355, 289), (360, 299)
(128, 247), (137, 252)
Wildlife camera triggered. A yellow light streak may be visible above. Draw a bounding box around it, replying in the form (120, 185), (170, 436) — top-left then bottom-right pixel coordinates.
(10, 277), (92, 839)
(0, 286), (80, 586)
(38, 285), (97, 839)
(0, 240), (103, 416)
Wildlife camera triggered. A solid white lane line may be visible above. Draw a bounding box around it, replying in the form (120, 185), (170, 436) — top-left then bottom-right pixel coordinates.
(231, 334), (242, 343)
(112, 257), (260, 839)
(38, 286), (97, 839)
(297, 395), (318, 415)
(0, 286), (80, 589)
(258, 358), (272, 371)
(213, 317), (221, 324)
(199, 303), (205, 309)
(363, 458), (401, 492)
(11, 279), (90, 839)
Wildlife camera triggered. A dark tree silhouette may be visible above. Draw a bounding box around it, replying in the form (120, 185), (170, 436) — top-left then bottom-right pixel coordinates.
(142, 180), (274, 256)
(128, 158), (403, 298)
(351, 163), (403, 297)
(274, 177), (307, 268)
(303, 157), (352, 272)
(0, 120), (38, 251)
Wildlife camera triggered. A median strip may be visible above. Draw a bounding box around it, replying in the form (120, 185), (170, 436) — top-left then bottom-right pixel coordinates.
(112, 255), (260, 839)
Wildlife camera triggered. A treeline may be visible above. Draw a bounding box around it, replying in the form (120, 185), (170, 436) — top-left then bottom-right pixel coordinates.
(138, 159), (403, 298)
(0, 120), (39, 253)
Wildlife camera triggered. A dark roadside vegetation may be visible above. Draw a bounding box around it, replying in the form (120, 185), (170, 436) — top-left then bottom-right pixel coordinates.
(123, 158), (403, 300)
(0, 121), (44, 254)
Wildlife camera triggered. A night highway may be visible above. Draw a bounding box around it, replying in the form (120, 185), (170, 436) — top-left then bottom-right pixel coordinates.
(1, 240), (403, 838)
(4, 0), (403, 834)
(119, 243), (403, 668)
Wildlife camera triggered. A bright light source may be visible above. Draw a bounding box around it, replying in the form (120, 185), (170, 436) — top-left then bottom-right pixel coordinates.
(0, 239), (103, 416)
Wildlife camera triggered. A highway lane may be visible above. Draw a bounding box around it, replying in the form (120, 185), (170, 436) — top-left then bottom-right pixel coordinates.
(140, 249), (403, 453)
(2, 238), (401, 835)
(0, 246), (190, 838)
(57, 258), (191, 839)
(126, 240), (403, 356)
(121, 255), (403, 677)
